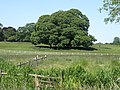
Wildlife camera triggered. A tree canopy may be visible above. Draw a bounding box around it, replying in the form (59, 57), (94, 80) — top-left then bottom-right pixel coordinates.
(113, 37), (120, 45)
(0, 28), (4, 41)
(31, 9), (96, 48)
(16, 23), (35, 42)
(0, 23), (3, 28)
(0, 23), (35, 42)
(0, 26), (16, 42)
(100, 0), (120, 23)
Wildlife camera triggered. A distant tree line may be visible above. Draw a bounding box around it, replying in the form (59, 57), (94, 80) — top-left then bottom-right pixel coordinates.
(0, 9), (97, 48)
(0, 23), (35, 42)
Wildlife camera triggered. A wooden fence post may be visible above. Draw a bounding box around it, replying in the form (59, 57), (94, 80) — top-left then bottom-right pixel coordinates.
(0, 72), (61, 89)
(29, 61), (31, 66)
(0, 70), (2, 83)
(61, 70), (63, 89)
(0, 69), (2, 77)
(36, 59), (38, 66)
(19, 62), (21, 67)
(0, 69), (1, 74)
(35, 74), (40, 90)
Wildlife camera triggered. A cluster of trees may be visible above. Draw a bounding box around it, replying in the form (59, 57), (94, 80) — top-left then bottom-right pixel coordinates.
(0, 9), (97, 48)
(113, 37), (120, 45)
(16, 23), (35, 42)
(0, 0), (119, 48)
(0, 23), (35, 42)
(31, 9), (97, 48)
(0, 26), (16, 41)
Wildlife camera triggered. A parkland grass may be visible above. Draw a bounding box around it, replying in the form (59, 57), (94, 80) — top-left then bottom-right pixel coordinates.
(0, 42), (120, 89)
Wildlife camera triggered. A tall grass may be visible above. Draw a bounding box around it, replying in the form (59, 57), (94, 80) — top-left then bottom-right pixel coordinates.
(0, 58), (120, 90)
(0, 58), (34, 90)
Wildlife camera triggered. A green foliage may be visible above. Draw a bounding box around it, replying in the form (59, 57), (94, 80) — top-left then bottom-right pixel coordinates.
(0, 23), (35, 42)
(2, 27), (16, 41)
(0, 28), (4, 41)
(100, 0), (120, 23)
(0, 23), (17, 42)
(35, 64), (120, 89)
(7, 36), (17, 42)
(31, 9), (96, 48)
(17, 23), (35, 42)
(0, 23), (2, 27)
(113, 37), (120, 45)
(65, 64), (120, 89)
(0, 58), (34, 90)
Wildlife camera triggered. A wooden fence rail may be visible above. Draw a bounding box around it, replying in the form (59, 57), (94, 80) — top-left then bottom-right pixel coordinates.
(17, 55), (47, 67)
(0, 70), (63, 90)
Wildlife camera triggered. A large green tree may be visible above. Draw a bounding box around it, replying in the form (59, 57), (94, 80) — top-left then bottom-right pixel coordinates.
(31, 9), (96, 48)
(100, 0), (120, 23)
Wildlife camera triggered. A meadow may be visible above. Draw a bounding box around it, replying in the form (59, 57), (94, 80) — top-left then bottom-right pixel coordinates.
(0, 42), (120, 90)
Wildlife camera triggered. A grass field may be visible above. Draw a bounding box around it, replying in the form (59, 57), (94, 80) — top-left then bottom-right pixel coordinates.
(0, 42), (120, 89)
(0, 42), (120, 69)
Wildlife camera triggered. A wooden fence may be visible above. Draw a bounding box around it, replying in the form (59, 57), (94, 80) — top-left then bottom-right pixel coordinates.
(17, 55), (47, 67)
(0, 70), (63, 90)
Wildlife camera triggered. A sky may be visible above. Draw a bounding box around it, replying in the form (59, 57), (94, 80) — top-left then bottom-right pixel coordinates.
(0, 0), (120, 43)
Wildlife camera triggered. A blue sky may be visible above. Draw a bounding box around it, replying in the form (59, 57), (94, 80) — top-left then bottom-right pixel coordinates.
(0, 0), (120, 43)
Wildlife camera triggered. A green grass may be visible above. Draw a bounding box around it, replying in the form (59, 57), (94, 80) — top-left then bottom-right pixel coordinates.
(1, 42), (120, 72)
(1, 58), (120, 90)
(0, 42), (120, 53)
(0, 42), (33, 50)
(0, 42), (120, 89)
(0, 42), (120, 68)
